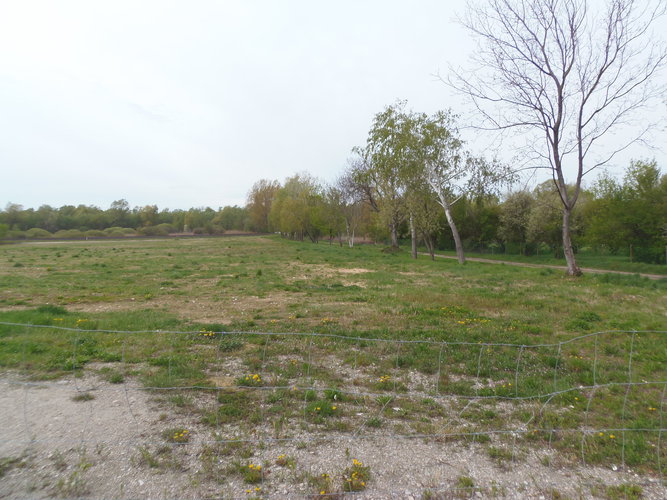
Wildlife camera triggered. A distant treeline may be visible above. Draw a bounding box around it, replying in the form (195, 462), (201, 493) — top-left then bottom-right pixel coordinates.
(2, 161), (666, 264)
(0, 201), (249, 239)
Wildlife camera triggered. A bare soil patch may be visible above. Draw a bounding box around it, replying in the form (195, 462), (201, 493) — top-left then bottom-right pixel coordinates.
(1, 373), (665, 499)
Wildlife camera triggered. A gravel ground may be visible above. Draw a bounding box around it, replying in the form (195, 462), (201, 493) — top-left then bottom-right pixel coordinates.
(1, 374), (665, 499)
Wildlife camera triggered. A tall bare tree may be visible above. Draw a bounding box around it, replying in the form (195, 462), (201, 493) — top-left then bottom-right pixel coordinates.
(450, 0), (666, 275)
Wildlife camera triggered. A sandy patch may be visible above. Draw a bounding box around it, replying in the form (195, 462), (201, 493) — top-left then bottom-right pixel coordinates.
(338, 268), (372, 275)
(1, 373), (665, 499)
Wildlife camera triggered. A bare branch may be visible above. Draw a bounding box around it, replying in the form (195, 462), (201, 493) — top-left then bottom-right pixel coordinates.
(449, 0), (666, 275)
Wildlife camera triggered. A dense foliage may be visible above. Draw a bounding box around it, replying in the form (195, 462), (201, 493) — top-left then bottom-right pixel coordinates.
(2, 158), (665, 264)
(0, 201), (249, 239)
(243, 161), (666, 264)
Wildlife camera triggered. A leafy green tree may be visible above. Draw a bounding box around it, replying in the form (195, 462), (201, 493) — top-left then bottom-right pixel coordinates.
(2, 203), (24, 230)
(270, 174), (326, 243)
(138, 205), (159, 227)
(405, 178), (442, 259)
(418, 111), (511, 264)
(353, 101), (414, 248)
(499, 191), (534, 255)
(321, 184), (347, 245)
(108, 199), (131, 227)
(214, 206), (248, 231)
(247, 179), (281, 232)
(36, 205), (58, 232)
(586, 160), (666, 263)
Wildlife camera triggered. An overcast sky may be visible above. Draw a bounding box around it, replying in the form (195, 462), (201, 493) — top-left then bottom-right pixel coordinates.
(1, 0), (665, 211)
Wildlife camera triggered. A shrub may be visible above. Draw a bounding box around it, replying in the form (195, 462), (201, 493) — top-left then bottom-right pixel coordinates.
(104, 229), (127, 238)
(54, 229), (85, 239)
(84, 230), (106, 238)
(25, 228), (52, 239)
(6, 230), (26, 239)
(138, 225), (169, 236)
(633, 246), (666, 264)
(104, 227), (136, 237)
(156, 223), (176, 234)
(205, 223), (225, 235)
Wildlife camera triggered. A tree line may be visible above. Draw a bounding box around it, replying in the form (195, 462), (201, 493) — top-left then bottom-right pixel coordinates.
(0, 200), (248, 239)
(4, 1), (664, 271)
(246, 115), (666, 265)
(2, 151), (665, 264)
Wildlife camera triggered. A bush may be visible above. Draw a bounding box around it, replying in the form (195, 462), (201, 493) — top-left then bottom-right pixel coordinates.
(104, 229), (128, 237)
(104, 227), (136, 236)
(203, 223), (225, 235)
(633, 246), (666, 265)
(54, 229), (85, 239)
(155, 223), (176, 234)
(25, 228), (52, 239)
(6, 230), (26, 239)
(138, 225), (169, 236)
(84, 230), (106, 238)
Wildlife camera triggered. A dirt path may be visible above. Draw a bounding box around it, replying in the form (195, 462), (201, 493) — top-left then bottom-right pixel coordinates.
(425, 253), (667, 280)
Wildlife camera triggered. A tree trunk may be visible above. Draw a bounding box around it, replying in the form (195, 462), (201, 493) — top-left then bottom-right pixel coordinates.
(562, 207), (581, 276)
(443, 203), (465, 265)
(389, 223), (399, 248)
(424, 235), (435, 260)
(409, 215), (417, 259)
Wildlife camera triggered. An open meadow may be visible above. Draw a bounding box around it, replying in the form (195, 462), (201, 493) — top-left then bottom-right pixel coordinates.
(1, 236), (666, 499)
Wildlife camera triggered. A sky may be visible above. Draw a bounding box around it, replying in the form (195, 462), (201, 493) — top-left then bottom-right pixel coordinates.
(1, 0), (665, 211)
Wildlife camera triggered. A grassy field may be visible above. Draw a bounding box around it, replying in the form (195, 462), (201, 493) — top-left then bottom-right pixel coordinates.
(1, 236), (666, 496)
(430, 248), (667, 276)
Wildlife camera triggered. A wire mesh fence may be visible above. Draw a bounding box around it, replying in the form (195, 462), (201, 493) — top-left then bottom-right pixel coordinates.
(1, 321), (666, 499)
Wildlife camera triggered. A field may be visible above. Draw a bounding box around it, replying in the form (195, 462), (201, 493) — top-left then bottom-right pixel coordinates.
(1, 236), (666, 499)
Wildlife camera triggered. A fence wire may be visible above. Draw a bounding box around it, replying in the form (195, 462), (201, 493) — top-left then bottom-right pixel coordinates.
(1, 321), (666, 499)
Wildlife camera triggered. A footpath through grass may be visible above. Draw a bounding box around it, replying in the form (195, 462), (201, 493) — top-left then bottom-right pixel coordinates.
(433, 248), (667, 276)
(1, 235), (666, 483)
